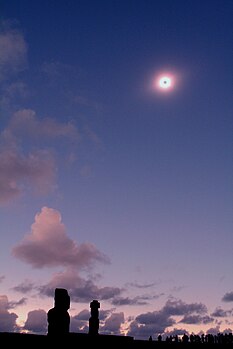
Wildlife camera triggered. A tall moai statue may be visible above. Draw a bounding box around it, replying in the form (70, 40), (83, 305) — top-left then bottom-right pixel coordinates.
(47, 288), (70, 336)
(89, 299), (100, 335)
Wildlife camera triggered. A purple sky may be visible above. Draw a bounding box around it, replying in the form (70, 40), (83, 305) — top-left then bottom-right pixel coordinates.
(0, 0), (232, 340)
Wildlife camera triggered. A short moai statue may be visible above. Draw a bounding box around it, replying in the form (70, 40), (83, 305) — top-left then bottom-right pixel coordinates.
(89, 299), (100, 335)
(47, 288), (70, 336)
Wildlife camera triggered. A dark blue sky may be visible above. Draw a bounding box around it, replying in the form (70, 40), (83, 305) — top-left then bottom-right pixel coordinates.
(0, 0), (232, 339)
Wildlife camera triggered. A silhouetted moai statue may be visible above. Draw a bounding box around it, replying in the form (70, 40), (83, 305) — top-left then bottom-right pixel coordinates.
(89, 299), (100, 335)
(47, 288), (70, 336)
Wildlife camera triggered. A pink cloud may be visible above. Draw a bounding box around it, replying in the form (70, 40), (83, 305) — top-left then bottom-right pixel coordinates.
(12, 207), (109, 269)
(0, 149), (56, 204)
(0, 108), (80, 205)
(7, 109), (79, 140)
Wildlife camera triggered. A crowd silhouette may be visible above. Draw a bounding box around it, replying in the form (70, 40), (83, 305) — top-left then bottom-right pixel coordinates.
(160, 332), (233, 345)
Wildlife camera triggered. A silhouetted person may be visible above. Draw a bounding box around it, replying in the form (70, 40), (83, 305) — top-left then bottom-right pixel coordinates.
(47, 288), (70, 336)
(89, 299), (100, 335)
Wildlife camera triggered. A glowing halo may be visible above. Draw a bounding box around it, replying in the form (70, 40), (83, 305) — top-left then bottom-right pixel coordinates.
(159, 76), (171, 89)
(152, 72), (176, 93)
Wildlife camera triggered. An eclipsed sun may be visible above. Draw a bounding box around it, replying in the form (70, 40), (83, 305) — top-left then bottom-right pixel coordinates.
(159, 76), (171, 89)
(154, 73), (175, 92)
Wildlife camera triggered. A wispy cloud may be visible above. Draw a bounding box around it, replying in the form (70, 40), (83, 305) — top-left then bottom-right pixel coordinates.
(6, 109), (79, 141)
(0, 148), (56, 204)
(211, 307), (233, 318)
(12, 280), (35, 294)
(0, 20), (27, 81)
(8, 298), (27, 309)
(111, 293), (163, 306)
(0, 109), (80, 204)
(0, 81), (29, 109)
(128, 281), (158, 289)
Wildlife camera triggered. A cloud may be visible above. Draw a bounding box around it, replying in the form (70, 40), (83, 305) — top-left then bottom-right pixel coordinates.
(164, 328), (189, 338)
(126, 298), (209, 340)
(0, 275), (5, 283)
(70, 309), (90, 332)
(84, 125), (103, 149)
(73, 309), (90, 321)
(206, 325), (221, 335)
(127, 309), (175, 339)
(70, 308), (113, 333)
(7, 109), (79, 141)
(0, 20), (27, 81)
(128, 319), (170, 340)
(211, 307), (232, 317)
(162, 299), (207, 316)
(73, 95), (103, 112)
(0, 148), (56, 204)
(8, 298), (27, 309)
(12, 280), (35, 294)
(71, 282), (122, 303)
(111, 294), (162, 306)
(128, 281), (158, 289)
(179, 314), (214, 324)
(0, 81), (29, 108)
(37, 268), (121, 306)
(111, 296), (148, 306)
(222, 292), (233, 302)
(23, 309), (47, 334)
(100, 312), (125, 335)
(0, 109), (79, 205)
(12, 207), (109, 269)
(0, 109), (80, 205)
(0, 295), (19, 332)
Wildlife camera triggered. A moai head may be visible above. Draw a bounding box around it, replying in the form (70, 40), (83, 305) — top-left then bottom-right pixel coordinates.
(54, 288), (70, 310)
(90, 299), (100, 316)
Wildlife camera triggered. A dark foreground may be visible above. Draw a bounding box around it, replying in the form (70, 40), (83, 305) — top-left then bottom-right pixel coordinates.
(0, 332), (232, 348)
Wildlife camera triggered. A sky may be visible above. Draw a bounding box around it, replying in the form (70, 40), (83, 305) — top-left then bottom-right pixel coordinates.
(0, 0), (232, 340)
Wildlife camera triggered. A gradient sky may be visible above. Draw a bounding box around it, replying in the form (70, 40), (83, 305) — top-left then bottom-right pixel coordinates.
(0, 0), (232, 340)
